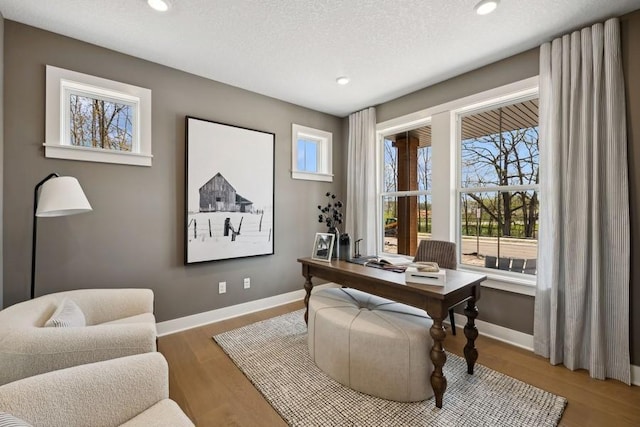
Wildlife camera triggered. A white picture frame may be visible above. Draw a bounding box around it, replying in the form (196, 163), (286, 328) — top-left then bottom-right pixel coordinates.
(44, 65), (153, 166)
(312, 232), (335, 262)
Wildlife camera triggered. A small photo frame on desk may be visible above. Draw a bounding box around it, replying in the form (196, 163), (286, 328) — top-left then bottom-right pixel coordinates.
(312, 233), (335, 262)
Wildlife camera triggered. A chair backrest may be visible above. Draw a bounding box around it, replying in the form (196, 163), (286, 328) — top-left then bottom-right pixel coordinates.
(510, 258), (525, 273)
(413, 240), (457, 269)
(524, 258), (537, 275)
(497, 257), (511, 270)
(484, 255), (497, 268)
(0, 294), (61, 328)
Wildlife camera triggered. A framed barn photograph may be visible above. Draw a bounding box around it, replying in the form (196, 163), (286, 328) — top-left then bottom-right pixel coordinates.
(185, 116), (275, 263)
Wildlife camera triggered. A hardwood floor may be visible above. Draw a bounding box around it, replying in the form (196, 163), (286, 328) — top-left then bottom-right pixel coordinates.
(158, 301), (640, 426)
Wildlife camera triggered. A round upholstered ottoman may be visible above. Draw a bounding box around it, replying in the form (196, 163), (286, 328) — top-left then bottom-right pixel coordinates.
(307, 287), (434, 402)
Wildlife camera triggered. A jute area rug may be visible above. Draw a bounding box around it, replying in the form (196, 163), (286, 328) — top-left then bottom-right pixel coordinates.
(213, 310), (567, 427)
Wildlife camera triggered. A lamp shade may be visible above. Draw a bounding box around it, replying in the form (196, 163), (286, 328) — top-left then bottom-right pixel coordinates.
(35, 176), (92, 217)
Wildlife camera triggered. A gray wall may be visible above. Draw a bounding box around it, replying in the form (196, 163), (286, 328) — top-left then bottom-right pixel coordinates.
(2, 21), (344, 321)
(376, 14), (640, 365)
(376, 48), (539, 123)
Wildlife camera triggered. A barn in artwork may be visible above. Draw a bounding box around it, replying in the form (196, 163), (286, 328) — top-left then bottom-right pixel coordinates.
(199, 172), (254, 213)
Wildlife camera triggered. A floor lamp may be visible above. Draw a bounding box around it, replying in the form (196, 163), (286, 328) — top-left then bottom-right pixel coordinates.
(31, 173), (92, 299)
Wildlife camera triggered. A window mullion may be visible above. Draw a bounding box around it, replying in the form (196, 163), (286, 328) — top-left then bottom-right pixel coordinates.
(459, 184), (539, 193)
(381, 190), (431, 197)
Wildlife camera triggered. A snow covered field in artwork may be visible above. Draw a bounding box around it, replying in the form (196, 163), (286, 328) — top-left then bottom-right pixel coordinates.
(186, 210), (273, 263)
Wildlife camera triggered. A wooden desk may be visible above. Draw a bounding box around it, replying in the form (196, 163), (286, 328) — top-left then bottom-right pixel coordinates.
(297, 257), (486, 408)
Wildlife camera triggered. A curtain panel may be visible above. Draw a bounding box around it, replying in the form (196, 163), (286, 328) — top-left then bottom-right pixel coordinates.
(346, 107), (377, 257)
(534, 17), (630, 384)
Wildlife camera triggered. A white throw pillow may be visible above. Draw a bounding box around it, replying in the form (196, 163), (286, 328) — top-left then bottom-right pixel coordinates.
(0, 412), (33, 427)
(44, 298), (86, 327)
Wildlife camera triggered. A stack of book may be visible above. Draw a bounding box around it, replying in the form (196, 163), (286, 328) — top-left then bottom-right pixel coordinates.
(405, 262), (446, 285)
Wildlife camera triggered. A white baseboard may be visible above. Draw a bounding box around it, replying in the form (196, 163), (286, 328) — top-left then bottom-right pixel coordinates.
(452, 313), (640, 386)
(452, 313), (534, 351)
(156, 283), (338, 337)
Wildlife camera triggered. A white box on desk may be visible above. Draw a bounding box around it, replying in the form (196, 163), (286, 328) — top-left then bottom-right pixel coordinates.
(405, 267), (446, 285)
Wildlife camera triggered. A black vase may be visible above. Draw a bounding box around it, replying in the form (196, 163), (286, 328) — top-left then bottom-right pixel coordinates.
(339, 233), (351, 260)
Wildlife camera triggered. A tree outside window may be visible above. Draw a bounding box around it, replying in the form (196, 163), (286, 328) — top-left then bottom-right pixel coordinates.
(69, 94), (134, 151)
(458, 98), (539, 273)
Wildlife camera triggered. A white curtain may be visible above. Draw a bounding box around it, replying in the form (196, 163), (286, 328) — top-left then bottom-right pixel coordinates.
(346, 107), (377, 257)
(534, 18), (630, 384)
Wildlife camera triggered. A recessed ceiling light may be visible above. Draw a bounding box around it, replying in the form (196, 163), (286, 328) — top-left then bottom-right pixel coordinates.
(474, 0), (499, 15)
(336, 76), (350, 85)
(148, 0), (170, 12)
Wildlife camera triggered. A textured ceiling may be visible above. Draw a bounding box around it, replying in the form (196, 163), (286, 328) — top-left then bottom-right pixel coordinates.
(0, 0), (639, 117)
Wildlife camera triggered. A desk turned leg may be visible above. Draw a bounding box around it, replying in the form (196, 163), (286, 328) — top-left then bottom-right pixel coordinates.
(303, 277), (313, 325)
(429, 318), (447, 408)
(463, 299), (479, 374)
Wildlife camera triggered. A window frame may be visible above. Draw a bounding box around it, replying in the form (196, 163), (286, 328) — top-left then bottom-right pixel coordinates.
(377, 122), (433, 258)
(291, 124), (333, 182)
(45, 65), (153, 167)
(376, 77), (539, 295)
(454, 91), (540, 279)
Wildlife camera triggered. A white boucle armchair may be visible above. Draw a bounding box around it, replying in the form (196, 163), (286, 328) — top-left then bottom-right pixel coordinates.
(0, 353), (194, 426)
(0, 288), (157, 385)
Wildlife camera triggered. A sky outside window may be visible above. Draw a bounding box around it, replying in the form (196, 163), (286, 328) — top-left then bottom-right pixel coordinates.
(297, 139), (318, 172)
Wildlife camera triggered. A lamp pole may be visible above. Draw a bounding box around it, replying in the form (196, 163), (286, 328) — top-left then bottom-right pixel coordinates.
(30, 173), (92, 299)
(31, 173), (59, 299)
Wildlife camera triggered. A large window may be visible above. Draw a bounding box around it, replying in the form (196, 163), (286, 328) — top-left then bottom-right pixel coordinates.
(376, 77), (539, 292)
(380, 125), (432, 256)
(457, 97), (539, 276)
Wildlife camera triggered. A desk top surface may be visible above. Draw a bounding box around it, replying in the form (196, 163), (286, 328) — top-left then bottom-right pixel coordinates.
(297, 257), (486, 299)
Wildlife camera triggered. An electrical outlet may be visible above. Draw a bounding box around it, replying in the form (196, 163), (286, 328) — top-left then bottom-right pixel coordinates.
(243, 277), (251, 289)
(218, 281), (226, 294)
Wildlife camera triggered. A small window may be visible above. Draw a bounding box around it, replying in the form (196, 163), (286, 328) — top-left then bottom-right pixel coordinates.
(291, 124), (332, 182)
(45, 65), (152, 166)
